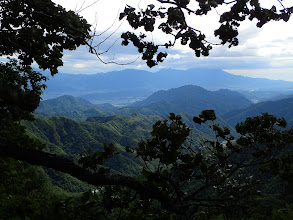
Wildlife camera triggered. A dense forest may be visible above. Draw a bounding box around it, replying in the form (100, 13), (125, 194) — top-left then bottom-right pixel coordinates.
(1, 0), (293, 219)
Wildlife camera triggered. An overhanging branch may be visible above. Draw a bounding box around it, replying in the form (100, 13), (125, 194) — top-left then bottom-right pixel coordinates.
(0, 142), (184, 214)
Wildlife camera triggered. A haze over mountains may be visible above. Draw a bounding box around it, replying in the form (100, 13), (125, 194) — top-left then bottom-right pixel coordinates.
(223, 97), (293, 126)
(38, 85), (293, 126)
(37, 85), (252, 118)
(37, 67), (293, 128)
(43, 68), (293, 106)
(123, 85), (252, 116)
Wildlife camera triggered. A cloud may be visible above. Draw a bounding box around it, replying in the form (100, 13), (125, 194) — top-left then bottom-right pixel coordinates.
(168, 54), (182, 60)
(73, 63), (87, 68)
(225, 68), (293, 82)
(50, 0), (293, 81)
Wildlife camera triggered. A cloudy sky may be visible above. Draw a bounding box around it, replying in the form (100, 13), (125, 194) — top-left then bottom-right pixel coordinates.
(52, 0), (293, 81)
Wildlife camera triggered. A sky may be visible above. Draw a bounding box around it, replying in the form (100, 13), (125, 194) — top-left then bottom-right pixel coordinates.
(52, 0), (293, 81)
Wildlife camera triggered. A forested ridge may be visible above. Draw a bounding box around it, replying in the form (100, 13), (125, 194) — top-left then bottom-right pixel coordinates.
(1, 0), (293, 219)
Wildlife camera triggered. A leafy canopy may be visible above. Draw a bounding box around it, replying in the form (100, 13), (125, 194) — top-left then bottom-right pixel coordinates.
(120, 0), (293, 67)
(0, 0), (91, 75)
(0, 1), (92, 218)
(69, 111), (293, 218)
(0, 0), (91, 144)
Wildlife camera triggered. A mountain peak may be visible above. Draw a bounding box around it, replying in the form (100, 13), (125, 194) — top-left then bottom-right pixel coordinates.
(127, 85), (252, 116)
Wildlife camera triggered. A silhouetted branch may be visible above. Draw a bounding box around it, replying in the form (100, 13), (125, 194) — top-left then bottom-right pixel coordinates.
(0, 141), (184, 214)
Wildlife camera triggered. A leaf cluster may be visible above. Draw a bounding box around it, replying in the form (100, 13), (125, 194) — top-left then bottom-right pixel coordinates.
(78, 143), (118, 174)
(0, 59), (47, 123)
(0, 59), (47, 149)
(0, 0), (91, 75)
(123, 110), (293, 217)
(120, 0), (293, 67)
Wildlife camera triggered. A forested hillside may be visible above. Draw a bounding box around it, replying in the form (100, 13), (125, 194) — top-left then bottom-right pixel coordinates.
(22, 114), (162, 194)
(25, 114), (162, 174)
(223, 97), (293, 127)
(24, 113), (216, 193)
(36, 95), (116, 119)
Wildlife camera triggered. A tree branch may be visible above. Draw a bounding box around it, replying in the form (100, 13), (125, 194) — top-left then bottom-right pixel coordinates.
(0, 141), (185, 214)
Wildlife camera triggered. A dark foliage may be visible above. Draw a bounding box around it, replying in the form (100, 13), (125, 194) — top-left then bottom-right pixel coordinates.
(120, 0), (293, 67)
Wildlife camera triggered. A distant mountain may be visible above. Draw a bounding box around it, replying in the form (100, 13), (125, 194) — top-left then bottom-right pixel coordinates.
(238, 90), (293, 103)
(38, 95), (95, 111)
(223, 97), (293, 126)
(119, 85), (252, 116)
(43, 68), (293, 105)
(265, 93), (293, 102)
(36, 95), (116, 119)
(37, 86), (252, 118)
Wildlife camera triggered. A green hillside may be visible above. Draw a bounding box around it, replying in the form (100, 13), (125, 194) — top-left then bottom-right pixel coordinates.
(36, 95), (116, 119)
(26, 114), (162, 171)
(25, 112), (223, 192)
(24, 114), (161, 192)
(223, 97), (293, 127)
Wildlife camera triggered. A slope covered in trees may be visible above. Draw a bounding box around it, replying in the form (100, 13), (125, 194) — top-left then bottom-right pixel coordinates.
(223, 97), (293, 127)
(23, 113), (222, 194)
(36, 95), (116, 119)
(26, 114), (161, 157)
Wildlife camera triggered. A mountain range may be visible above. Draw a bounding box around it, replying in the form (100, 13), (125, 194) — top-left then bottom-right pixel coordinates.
(43, 68), (293, 105)
(37, 85), (252, 118)
(38, 84), (293, 128)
